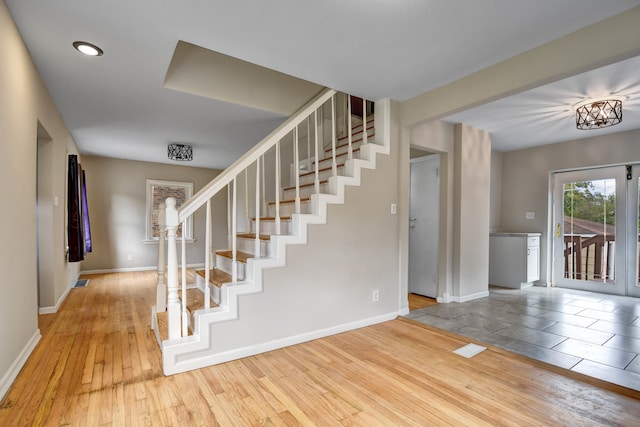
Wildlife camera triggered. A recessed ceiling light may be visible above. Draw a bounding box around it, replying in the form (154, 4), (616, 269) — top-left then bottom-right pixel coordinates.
(72, 41), (103, 57)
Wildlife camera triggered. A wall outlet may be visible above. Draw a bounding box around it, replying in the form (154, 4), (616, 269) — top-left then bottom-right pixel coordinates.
(127, 254), (133, 261)
(372, 289), (380, 302)
(525, 211), (535, 220)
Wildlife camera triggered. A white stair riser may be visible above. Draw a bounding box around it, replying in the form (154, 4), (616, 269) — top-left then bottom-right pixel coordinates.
(282, 182), (329, 199)
(237, 236), (269, 257)
(252, 220), (292, 235)
(267, 200), (311, 217)
(195, 274), (221, 305)
(216, 255), (246, 281)
(299, 165), (346, 186)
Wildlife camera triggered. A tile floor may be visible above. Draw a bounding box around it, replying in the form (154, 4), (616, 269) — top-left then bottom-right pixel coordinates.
(405, 286), (640, 391)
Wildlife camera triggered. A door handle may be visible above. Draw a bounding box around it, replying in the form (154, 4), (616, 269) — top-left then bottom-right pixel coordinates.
(556, 223), (561, 238)
(409, 217), (417, 221)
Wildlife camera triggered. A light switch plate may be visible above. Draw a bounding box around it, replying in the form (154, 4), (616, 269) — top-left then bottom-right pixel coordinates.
(391, 203), (397, 214)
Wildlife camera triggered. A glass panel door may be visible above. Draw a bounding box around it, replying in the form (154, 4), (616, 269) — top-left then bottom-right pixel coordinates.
(553, 167), (627, 295)
(626, 165), (640, 297)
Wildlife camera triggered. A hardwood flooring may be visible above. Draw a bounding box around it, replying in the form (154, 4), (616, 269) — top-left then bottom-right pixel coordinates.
(408, 293), (437, 311)
(1, 271), (639, 426)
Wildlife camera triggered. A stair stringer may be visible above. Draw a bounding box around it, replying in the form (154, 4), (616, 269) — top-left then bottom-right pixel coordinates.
(161, 100), (392, 376)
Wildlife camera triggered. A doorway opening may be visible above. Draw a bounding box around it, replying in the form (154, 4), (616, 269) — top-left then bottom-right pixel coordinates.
(37, 122), (53, 309)
(408, 148), (440, 307)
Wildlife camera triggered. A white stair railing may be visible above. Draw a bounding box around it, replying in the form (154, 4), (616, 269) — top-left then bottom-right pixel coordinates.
(156, 202), (167, 312)
(161, 88), (380, 340)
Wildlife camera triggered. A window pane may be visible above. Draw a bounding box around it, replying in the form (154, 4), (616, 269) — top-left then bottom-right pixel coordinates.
(563, 179), (616, 284)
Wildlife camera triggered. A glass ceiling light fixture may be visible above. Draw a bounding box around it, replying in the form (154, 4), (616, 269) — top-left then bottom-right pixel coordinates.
(575, 99), (622, 130)
(72, 41), (104, 56)
(168, 143), (193, 161)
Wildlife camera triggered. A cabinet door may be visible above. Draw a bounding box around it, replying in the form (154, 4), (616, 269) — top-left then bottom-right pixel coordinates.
(527, 246), (540, 282)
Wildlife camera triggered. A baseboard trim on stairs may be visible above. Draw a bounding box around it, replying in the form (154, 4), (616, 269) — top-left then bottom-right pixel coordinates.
(163, 311), (399, 375)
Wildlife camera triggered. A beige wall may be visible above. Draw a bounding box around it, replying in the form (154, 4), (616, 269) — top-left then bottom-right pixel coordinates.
(500, 128), (640, 285)
(405, 120), (455, 301)
(404, 121), (491, 301)
(0, 1), (80, 397)
(453, 124), (491, 298)
(203, 104), (403, 353)
(490, 150), (503, 231)
(80, 156), (225, 272)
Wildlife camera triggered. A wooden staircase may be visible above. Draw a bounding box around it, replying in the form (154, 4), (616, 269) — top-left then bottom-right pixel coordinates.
(151, 91), (393, 375)
(171, 115), (378, 308)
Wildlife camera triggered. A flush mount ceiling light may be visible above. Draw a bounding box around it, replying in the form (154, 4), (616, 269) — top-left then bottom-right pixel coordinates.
(168, 143), (193, 161)
(575, 99), (622, 130)
(72, 41), (103, 56)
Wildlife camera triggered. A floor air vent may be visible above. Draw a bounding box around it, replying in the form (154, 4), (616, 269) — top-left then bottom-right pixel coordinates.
(73, 279), (89, 288)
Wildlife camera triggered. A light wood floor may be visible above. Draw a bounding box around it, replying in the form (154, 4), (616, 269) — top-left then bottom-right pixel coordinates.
(1, 271), (639, 426)
(408, 292), (437, 310)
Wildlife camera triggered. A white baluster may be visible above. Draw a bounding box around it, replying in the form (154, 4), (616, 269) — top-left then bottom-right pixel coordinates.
(165, 197), (181, 340)
(254, 158), (261, 257)
(306, 116), (312, 171)
(261, 156), (267, 217)
(204, 199), (211, 309)
(294, 126), (300, 214)
(275, 140), (281, 235)
(363, 98), (368, 146)
(347, 95), (353, 161)
(244, 169), (250, 232)
(227, 184), (231, 249)
(331, 95), (337, 178)
(314, 109), (320, 195)
(181, 220), (187, 337)
(156, 202), (167, 312)
(232, 177), (238, 282)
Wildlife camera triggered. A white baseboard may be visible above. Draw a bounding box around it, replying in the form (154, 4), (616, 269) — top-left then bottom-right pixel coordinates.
(0, 329), (41, 401)
(450, 290), (490, 303)
(39, 283), (73, 315)
(80, 263), (205, 275)
(398, 307), (410, 316)
(164, 312), (399, 375)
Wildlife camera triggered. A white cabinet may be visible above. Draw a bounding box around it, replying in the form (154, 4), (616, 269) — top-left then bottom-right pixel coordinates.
(489, 233), (541, 289)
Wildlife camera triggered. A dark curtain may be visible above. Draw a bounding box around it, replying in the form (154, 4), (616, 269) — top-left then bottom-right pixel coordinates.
(67, 154), (89, 262)
(81, 170), (92, 253)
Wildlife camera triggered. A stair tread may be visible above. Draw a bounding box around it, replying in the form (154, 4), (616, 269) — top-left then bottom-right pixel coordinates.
(338, 124), (375, 141)
(299, 163), (345, 178)
(267, 197), (310, 206)
(252, 216), (292, 221)
(216, 249), (253, 263)
(329, 134), (374, 152)
(236, 232), (270, 241)
(283, 180), (328, 191)
(313, 147), (361, 166)
(195, 268), (232, 286)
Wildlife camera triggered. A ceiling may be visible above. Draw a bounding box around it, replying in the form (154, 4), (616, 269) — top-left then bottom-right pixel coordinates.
(6, 0), (640, 168)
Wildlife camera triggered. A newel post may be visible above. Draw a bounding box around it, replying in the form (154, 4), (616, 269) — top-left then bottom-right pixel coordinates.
(165, 197), (181, 339)
(156, 202), (167, 312)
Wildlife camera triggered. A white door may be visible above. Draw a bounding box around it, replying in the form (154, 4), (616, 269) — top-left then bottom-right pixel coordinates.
(552, 167), (627, 295)
(409, 155), (439, 298)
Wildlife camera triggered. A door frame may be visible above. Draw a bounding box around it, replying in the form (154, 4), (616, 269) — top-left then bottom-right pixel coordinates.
(408, 154), (440, 298)
(626, 164), (640, 297)
(551, 165), (632, 295)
